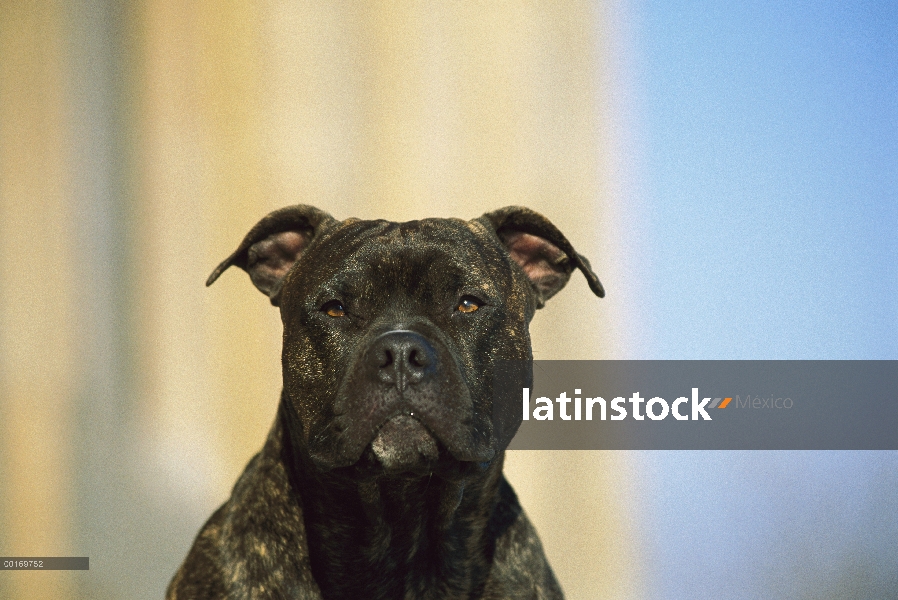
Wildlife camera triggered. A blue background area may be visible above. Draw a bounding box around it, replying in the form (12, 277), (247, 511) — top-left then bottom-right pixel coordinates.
(635, 0), (897, 360)
(628, 1), (898, 597)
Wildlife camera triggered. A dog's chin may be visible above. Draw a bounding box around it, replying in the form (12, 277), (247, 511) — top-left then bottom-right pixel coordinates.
(369, 414), (440, 475)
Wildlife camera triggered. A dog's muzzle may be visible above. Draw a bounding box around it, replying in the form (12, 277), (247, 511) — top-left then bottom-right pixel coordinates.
(308, 328), (495, 472)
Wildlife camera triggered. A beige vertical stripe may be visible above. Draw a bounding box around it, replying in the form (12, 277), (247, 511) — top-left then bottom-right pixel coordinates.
(135, 0), (282, 507)
(197, 0), (285, 485)
(0, 1), (76, 597)
(257, 3), (361, 215)
(136, 0), (222, 506)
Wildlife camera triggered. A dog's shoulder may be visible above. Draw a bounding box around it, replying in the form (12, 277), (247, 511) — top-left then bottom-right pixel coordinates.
(481, 476), (564, 599)
(166, 419), (322, 599)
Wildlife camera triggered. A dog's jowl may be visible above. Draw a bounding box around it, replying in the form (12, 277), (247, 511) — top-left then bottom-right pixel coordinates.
(167, 205), (604, 600)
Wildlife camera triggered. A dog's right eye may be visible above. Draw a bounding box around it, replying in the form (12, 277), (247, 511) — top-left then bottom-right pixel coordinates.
(321, 300), (346, 318)
(457, 296), (482, 313)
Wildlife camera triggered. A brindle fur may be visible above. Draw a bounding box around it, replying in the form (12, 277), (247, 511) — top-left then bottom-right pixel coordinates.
(167, 206), (603, 599)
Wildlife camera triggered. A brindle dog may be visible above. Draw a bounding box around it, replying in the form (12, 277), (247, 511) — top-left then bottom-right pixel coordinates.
(167, 205), (604, 599)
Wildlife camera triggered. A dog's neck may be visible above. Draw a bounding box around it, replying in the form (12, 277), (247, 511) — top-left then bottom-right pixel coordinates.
(278, 399), (508, 600)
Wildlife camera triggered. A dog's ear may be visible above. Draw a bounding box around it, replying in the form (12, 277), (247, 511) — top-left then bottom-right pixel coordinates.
(206, 205), (337, 306)
(478, 206), (604, 308)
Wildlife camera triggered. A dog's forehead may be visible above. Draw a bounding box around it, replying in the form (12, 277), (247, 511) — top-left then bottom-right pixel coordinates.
(311, 217), (495, 268)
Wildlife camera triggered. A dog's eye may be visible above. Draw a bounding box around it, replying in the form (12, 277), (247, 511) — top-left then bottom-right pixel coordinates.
(457, 296), (481, 313)
(322, 300), (346, 317)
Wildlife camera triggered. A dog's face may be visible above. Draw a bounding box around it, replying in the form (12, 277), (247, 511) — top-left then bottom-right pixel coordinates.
(207, 206), (603, 478)
(278, 218), (534, 476)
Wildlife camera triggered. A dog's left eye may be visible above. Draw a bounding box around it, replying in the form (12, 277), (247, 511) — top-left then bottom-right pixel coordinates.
(457, 296), (481, 313)
(322, 300), (346, 317)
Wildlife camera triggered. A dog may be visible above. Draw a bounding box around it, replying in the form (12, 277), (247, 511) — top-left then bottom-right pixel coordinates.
(166, 205), (604, 599)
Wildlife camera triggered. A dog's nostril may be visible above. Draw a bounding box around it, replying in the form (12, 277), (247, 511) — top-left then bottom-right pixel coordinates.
(408, 349), (424, 368)
(380, 349), (394, 369)
(408, 346), (433, 369)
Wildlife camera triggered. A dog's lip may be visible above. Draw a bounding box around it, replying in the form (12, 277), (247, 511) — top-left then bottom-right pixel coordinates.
(363, 415), (496, 478)
(368, 408), (496, 463)
(311, 406), (495, 471)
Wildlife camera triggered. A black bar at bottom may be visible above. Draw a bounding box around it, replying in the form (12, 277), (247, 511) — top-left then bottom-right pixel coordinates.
(0, 557), (89, 570)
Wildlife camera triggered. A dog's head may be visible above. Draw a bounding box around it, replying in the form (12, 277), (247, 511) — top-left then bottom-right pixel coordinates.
(208, 205), (603, 477)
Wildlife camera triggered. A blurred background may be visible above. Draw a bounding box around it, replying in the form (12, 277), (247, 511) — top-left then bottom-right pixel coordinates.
(0, 1), (895, 599)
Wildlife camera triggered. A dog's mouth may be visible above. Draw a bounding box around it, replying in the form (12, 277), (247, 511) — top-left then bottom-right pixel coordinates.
(306, 405), (496, 478)
(346, 413), (496, 480)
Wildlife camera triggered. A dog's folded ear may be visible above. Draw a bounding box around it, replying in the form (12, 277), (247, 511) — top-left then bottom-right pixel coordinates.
(206, 205), (336, 306)
(478, 206), (604, 307)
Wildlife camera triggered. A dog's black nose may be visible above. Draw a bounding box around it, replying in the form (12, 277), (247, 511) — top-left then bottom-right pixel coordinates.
(368, 330), (437, 390)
